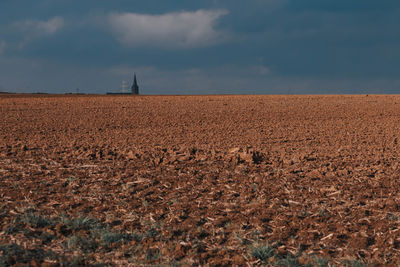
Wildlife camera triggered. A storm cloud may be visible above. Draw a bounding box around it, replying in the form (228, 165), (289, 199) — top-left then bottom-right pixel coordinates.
(0, 0), (400, 94)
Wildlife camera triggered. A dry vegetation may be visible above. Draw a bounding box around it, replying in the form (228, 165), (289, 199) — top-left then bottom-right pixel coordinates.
(1, 94), (400, 266)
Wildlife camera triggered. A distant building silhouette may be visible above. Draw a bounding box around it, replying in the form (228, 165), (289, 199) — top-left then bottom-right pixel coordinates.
(131, 73), (139, 95)
(107, 73), (140, 95)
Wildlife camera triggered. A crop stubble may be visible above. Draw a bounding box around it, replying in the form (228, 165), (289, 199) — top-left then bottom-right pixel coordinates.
(1, 94), (400, 265)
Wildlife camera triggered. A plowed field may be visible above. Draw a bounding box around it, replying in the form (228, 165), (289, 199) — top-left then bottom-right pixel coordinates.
(1, 94), (400, 266)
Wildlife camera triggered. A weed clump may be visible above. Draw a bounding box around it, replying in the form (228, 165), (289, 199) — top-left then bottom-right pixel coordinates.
(342, 259), (368, 267)
(0, 243), (57, 266)
(313, 257), (330, 267)
(1, 210), (153, 265)
(249, 243), (336, 266)
(146, 248), (161, 261)
(19, 212), (54, 228)
(250, 244), (275, 263)
(65, 235), (98, 252)
(60, 214), (101, 231)
(275, 253), (304, 267)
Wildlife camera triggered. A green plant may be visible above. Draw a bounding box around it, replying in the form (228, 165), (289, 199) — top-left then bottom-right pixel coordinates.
(101, 231), (126, 246)
(19, 212), (54, 228)
(235, 233), (252, 246)
(146, 227), (159, 239)
(313, 257), (330, 267)
(318, 208), (328, 218)
(250, 244), (275, 263)
(145, 248), (161, 261)
(342, 259), (367, 267)
(62, 255), (86, 266)
(131, 232), (144, 242)
(250, 229), (261, 241)
(275, 253), (305, 267)
(0, 243), (58, 265)
(5, 225), (21, 234)
(67, 176), (77, 184)
(0, 243), (25, 264)
(39, 231), (55, 244)
(387, 213), (399, 221)
(65, 235), (98, 252)
(61, 214), (100, 231)
(251, 183), (259, 193)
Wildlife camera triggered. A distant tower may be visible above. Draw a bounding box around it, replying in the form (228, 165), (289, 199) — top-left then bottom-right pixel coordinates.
(121, 80), (128, 93)
(131, 73), (139, 95)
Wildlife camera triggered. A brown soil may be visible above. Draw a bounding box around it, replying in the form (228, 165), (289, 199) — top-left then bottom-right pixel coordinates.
(1, 94), (400, 266)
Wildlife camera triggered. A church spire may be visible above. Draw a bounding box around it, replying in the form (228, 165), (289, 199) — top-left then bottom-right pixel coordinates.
(131, 73), (139, 95)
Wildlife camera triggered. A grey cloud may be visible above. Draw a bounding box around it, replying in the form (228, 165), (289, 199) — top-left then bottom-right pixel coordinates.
(13, 17), (64, 36)
(0, 41), (5, 55)
(11, 16), (64, 48)
(108, 9), (229, 49)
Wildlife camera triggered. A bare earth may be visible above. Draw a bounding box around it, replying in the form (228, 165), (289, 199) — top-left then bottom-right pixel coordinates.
(1, 94), (400, 266)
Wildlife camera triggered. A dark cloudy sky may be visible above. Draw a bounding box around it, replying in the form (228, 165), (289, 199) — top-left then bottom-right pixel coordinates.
(1, 0), (400, 94)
